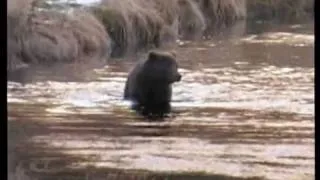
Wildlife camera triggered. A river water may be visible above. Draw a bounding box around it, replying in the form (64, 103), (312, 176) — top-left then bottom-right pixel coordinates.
(8, 21), (314, 180)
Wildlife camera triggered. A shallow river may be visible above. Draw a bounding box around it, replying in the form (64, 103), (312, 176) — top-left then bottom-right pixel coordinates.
(8, 21), (314, 180)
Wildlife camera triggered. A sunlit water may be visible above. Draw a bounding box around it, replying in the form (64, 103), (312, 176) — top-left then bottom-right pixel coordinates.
(8, 21), (314, 180)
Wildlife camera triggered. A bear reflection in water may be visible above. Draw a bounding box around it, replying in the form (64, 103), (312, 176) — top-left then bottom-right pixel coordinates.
(124, 51), (182, 120)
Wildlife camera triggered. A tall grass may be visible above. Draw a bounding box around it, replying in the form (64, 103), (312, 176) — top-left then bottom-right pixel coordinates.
(92, 0), (247, 56)
(178, 0), (206, 40)
(7, 0), (248, 70)
(197, 0), (246, 27)
(92, 0), (165, 57)
(7, 0), (111, 72)
(8, 0), (313, 71)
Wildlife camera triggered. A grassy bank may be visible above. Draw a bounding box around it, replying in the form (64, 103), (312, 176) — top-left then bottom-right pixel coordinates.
(7, 0), (111, 72)
(92, 0), (247, 56)
(7, 0), (314, 71)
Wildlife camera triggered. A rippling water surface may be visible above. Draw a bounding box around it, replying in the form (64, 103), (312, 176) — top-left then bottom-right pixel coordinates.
(8, 21), (314, 180)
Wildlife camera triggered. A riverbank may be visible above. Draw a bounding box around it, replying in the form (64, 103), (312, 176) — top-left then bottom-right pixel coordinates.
(7, 0), (313, 72)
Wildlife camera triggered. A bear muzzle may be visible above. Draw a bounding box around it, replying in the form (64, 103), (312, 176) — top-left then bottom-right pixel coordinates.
(176, 73), (182, 82)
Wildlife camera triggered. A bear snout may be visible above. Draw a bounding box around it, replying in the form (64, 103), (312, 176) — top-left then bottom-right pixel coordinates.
(176, 73), (182, 82)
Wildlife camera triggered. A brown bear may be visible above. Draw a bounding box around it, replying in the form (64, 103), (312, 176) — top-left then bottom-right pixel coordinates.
(124, 50), (182, 119)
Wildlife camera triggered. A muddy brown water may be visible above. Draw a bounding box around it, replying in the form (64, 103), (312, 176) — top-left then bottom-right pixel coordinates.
(8, 21), (314, 180)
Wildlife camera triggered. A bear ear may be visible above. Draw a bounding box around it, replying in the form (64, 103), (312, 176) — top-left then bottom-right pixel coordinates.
(148, 51), (159, 60)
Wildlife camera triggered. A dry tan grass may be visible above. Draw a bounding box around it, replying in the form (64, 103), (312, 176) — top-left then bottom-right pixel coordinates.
(178, 0), (206, 40)
(197, 0), (247, 28)
(92, 0), (247, 55)
(8, 0), (312, 72)
(7, 0), (111, 72)
(10, 0), (312, 72)
(8, 0), (249, 70)
(93, 0), (168, 57)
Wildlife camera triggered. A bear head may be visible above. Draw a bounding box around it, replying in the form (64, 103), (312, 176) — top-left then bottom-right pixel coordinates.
(142, 51), (181, 84)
